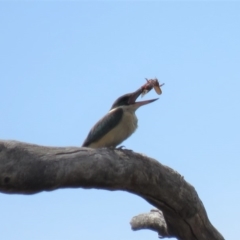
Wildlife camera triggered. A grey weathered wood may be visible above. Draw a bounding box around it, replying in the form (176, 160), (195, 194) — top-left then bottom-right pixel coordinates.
(130, 209), (169, 238)
(0, 140), (224, 240)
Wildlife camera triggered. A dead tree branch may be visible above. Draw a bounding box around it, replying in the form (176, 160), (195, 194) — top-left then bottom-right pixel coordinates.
(130, 209), (169, 238)
(0, 140), (224, 240)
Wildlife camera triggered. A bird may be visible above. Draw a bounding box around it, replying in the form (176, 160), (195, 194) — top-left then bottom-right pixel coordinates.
(82, 89), (158, 148)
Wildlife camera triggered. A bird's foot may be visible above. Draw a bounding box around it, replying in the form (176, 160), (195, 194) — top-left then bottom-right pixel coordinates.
(108, 145), (132, 152)
(116, 145), (125, 150)
(116, 145), (133, 152)
(108, 145), (125, 150)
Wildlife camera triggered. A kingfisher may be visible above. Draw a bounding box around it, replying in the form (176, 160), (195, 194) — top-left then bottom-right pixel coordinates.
(82, 88), (158, 148)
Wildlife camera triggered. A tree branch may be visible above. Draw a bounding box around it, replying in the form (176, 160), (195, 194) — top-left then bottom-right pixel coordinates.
(0, 140), (224, 240)
(130, 209), (169, 238)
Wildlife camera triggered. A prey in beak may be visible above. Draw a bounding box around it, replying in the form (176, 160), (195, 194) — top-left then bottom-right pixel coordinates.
(127, 89), (159, 109)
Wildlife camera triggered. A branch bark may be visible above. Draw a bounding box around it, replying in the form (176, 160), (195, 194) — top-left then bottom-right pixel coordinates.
(130, 209), (169, 238)
(0, 140), (224, 240)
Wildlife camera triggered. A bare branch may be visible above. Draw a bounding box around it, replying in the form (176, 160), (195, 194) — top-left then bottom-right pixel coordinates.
(130, 209), (169, 238)
(0, 140), (224, 240)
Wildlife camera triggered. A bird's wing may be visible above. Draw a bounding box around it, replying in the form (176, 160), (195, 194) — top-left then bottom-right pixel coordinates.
(82, 108), (123, 147)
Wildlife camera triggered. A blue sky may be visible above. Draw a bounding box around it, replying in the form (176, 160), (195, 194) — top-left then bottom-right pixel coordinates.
(1, 2), (239, 240)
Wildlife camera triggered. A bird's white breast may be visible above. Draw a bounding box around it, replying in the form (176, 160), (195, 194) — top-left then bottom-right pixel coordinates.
(89, 108), (138, 148)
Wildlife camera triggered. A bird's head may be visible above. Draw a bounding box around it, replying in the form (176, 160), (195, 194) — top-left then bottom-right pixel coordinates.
(110, 90), (158, 111)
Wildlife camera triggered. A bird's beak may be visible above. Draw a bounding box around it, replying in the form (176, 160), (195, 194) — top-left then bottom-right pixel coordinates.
(128, 90), (158, 109)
